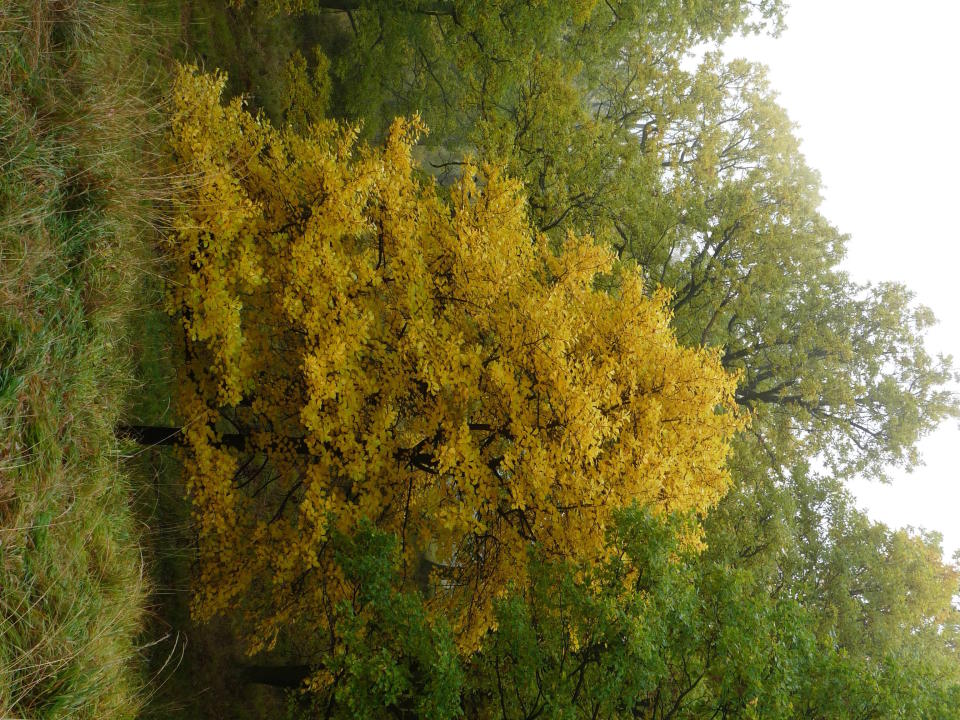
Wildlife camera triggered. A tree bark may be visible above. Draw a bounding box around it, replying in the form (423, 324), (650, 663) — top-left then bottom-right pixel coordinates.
(116, 424), (488, 467)
(115, 424), (246, 450)
(314, 0), (454, 14)
(115, 424), (183, 446)
(239, 664), (313, 688)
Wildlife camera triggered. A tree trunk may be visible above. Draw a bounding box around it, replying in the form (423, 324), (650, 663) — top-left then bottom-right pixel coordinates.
(239, 664), (313, 688)
(115, 424), (246, 449)
(115, 424), (183, 446)
(315, 0), (454, 15)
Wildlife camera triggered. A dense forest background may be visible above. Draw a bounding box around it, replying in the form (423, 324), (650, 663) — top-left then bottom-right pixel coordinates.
(1, 1), (959, 718)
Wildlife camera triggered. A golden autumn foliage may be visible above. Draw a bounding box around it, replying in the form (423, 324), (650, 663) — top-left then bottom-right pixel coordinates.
(168, 66), (744, 653)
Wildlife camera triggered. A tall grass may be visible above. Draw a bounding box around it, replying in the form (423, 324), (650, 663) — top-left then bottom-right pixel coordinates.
(0, 1), (171, 716)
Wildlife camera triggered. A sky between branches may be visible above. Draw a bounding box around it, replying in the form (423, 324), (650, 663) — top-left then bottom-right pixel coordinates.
(723, 0), (960, 560)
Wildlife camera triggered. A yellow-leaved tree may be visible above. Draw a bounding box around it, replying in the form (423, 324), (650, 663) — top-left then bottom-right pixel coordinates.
(166, 66), (744, 654)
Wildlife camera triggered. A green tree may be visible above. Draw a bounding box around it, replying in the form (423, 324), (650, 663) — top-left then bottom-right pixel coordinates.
(461, 501), (960, 719)
(276, 523), (463, 720)
(646, 57), (956, 479)
(701, 461), (960, 715)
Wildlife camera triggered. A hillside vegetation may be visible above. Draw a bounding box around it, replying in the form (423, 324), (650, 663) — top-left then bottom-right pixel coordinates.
(0, 1), (167, 716)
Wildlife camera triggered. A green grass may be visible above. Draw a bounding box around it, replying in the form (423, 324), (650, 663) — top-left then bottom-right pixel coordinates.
(0, 1), (171, 716)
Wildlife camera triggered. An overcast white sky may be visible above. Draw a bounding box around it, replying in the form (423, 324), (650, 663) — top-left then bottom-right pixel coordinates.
(722, 1), (960, 560)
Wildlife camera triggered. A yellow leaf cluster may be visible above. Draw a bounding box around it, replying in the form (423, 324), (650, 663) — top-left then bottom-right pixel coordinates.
(169, 66), (745, 653)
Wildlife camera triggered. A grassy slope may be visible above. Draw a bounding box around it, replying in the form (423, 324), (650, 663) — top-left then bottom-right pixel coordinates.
(0, 1), (168, 716)
(0, 3), (367, 717)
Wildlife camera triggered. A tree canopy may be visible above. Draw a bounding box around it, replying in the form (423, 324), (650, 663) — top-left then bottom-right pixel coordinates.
(241, 0), (956, 481)
(154, 2), (960, 716)
(169, 66), (743, 656)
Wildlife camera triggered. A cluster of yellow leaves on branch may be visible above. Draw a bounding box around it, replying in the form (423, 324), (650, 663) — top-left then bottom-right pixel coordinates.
(168, 65), (745, 654)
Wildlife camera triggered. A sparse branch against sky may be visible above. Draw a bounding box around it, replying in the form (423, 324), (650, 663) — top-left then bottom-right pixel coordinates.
(723, 0), (960, 559)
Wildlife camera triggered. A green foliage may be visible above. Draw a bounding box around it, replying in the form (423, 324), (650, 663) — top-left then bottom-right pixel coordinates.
(702, 461), (960, 717)
(291, 523), (463, 719)
(465, 506), (960, 719)
(183, 0), (342, 124)
(646, 58), (957, 478)
(279, 47), (332, 131)
(468, 508), (696, 719)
